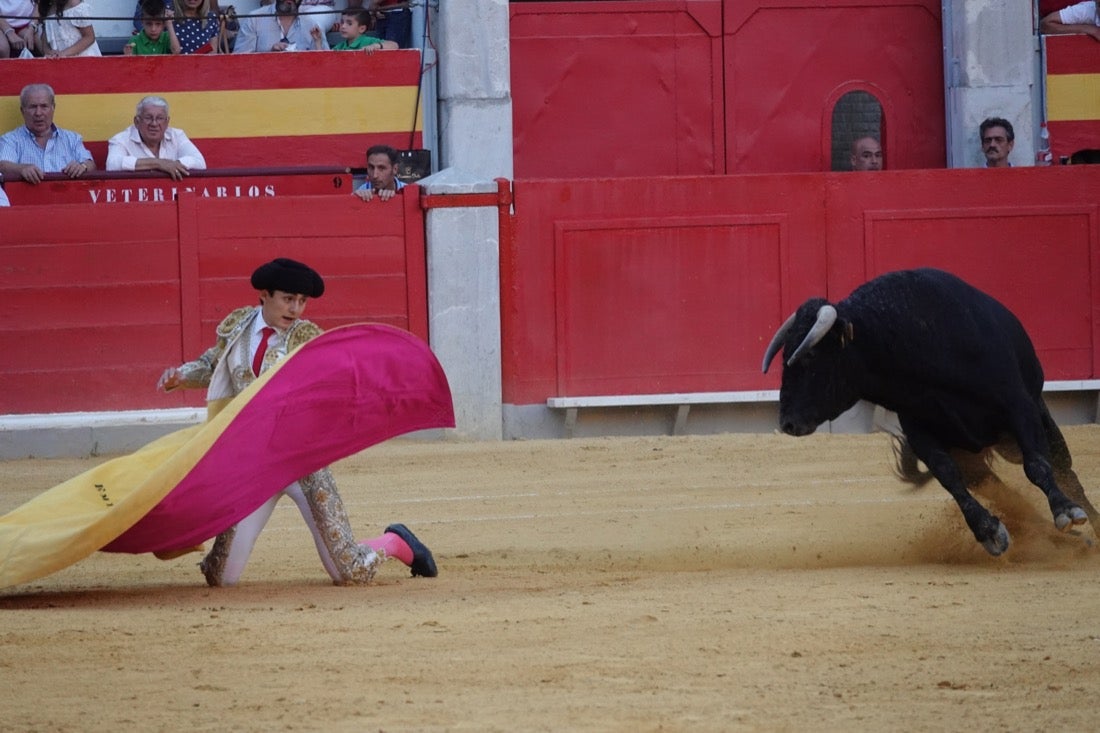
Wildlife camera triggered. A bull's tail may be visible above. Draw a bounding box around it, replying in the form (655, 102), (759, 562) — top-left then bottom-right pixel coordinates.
(890, 435), (936, 487)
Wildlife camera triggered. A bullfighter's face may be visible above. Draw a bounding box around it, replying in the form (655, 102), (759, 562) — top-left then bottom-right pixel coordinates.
(260, 289), (309, 331)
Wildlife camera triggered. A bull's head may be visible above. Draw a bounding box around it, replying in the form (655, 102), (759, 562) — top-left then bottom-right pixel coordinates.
(762, 298), (861, 436)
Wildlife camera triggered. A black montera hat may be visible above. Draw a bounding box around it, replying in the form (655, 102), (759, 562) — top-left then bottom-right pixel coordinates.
(250, 258), (325, 298)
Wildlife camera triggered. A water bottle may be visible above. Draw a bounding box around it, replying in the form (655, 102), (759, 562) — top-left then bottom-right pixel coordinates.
(1036, 122), (1052, 166)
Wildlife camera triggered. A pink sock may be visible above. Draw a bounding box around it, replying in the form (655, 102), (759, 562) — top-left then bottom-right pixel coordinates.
(361, 532), (413, 566)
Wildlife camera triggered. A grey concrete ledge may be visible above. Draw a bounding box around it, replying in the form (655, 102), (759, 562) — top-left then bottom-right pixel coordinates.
(0, 408), (205, 431)
(418, 166), (501, 195)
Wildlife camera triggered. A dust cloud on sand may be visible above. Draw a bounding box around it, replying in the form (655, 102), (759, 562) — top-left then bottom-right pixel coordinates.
(2, 427), (1099, 732)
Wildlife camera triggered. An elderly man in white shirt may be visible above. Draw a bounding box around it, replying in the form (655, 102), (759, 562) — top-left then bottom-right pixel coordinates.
(106, 96), (206, 181)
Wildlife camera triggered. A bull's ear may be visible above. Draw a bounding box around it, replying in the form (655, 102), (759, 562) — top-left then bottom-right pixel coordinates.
(840, 321), (854, 347)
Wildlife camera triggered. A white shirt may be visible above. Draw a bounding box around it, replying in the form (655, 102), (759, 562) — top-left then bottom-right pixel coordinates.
(0, 185), (9, 207)
(248, 311), (280, 369)
(106, 125), (207, 171)
(1059, 2), (1100, 26)
(42, 0), (101, 57)
(233, 6), (329, 53)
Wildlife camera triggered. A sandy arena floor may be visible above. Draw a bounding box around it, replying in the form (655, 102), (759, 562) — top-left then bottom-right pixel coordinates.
(2, 427), (1100, 732)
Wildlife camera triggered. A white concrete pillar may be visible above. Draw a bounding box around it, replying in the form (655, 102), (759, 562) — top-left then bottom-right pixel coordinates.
(435, 0), (514, 179)
(419, 167), (503, 440)
(943, 0), (1039, 168)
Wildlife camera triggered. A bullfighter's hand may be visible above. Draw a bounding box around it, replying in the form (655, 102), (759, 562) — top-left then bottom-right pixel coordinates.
(158, 367), (183, 392)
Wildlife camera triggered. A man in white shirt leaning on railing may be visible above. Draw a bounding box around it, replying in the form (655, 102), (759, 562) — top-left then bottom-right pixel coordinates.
(106, 95), (207, 181)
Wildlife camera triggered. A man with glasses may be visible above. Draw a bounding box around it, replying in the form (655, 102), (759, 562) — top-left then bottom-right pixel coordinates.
(0, 83), (96, 185)
(106, 96), (206, 180)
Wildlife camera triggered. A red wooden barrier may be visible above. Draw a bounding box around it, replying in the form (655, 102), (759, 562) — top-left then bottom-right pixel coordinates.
(0, 185), (426, 414)
(505, 167), (1100, 405)
(4, 168), (352, 206)
(4, 168), (1098, 416)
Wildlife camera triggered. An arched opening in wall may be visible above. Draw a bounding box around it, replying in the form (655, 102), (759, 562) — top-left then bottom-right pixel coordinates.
(830, 90), (884, 171)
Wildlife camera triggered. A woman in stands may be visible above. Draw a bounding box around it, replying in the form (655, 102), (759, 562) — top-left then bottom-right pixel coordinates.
(173, 0), (234, 53)
(35, 0), (102, 57)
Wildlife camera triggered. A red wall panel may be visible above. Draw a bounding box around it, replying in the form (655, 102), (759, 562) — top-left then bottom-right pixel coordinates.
(825, 167), (1100, 380)
(1, 204), (182, 412)
(554, 214), (789, 393)
(505, 174), (828, 404)
(510, 1), (725, 178)
(510, 1), (945, 178)
(724, 0), (944, 172)
(0, 187), (428, 415)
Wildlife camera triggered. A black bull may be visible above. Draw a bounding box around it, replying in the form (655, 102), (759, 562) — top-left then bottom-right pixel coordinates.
(761, 268), (1097, 556)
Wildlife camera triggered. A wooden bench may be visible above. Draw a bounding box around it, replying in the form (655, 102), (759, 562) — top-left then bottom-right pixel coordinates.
(547, 380), (1100, 437)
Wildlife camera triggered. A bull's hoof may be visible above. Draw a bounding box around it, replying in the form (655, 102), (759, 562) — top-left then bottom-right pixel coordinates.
(1054, 506), (1089, 531)
(980, 522), (1011, 556)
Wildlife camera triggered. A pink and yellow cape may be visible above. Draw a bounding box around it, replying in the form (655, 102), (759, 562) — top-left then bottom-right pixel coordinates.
(0, 324), (455, 590)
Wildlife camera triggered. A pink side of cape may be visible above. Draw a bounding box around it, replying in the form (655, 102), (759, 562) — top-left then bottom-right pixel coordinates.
(102, 324), (454, 554)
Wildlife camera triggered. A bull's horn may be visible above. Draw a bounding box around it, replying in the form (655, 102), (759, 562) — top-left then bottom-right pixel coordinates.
(786, 304), (838, 366)
(761, 312), (797, 373)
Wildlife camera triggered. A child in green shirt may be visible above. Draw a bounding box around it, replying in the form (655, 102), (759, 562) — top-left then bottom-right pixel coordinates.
(124, 0), (181, 56)
(332, 9), (397, 52)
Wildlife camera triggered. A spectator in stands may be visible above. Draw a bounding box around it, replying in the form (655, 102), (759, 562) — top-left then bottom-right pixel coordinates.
(233, 0), (329, 52)
(106, 96), (206, 180)
(36, 0), (101, 57)
(125, 0), (181, 55)
(849, 136), (883, 171)
(299, 0), (338, 36)
(0, 83), (95, 184)
(979, 117), (1015, 168)
(173, 0), (232, 54)
(332, 8), (396, 51)
(1040, 1), (1100, 40)
(369, 0), (411, 49)
(0, 0), (36, 58)
(353, 144), (404, 202)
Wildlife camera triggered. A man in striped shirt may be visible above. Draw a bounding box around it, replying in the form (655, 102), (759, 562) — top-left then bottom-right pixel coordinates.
(0, 83), (96, 185)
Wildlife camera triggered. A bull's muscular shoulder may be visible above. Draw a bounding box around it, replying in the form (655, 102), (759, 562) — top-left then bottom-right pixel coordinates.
(286, 319), (323, 351)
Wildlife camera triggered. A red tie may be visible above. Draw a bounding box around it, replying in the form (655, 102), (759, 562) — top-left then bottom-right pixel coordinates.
(252, 327), (275, 376)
